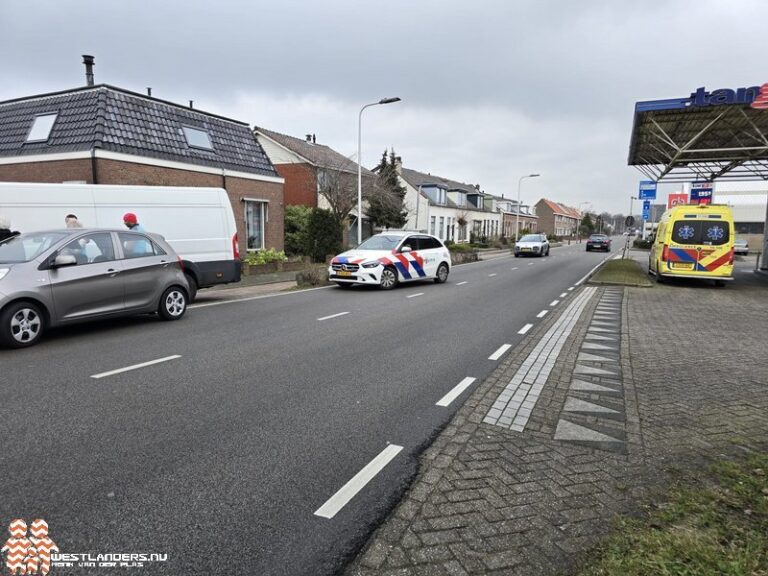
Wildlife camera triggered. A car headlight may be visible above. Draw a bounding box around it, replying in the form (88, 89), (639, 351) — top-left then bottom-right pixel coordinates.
(0, 268), (8, 281)
(361, 261), (380, 269)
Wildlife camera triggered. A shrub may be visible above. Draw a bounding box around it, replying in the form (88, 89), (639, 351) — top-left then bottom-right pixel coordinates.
(305, 208), (343, 263)
(296, 266), (330, 287)
(284, 205), (311, 256)
(244, 248), (287, 266)
(448, 243), (476, 253)
(633, 238), (653, 250)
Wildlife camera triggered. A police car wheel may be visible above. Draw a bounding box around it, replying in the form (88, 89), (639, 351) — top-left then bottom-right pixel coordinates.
(434, 263), (449, 284)
(379, 267), (398, 290)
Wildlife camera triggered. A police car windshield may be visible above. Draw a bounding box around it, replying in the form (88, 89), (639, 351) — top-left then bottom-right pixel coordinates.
(357, 235), (402, 250)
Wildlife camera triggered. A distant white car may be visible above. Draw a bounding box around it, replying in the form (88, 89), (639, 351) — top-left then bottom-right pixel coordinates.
(514, 234), (550, 257)
(328, 231), (451, 289)
(734, 239), (749, 255)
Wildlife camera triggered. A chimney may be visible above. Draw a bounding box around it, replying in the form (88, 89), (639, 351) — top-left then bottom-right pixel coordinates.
(189, 100), (194, 109)
(312, 134), (316, 144)
(147, 87), (152, 96)
(394, 155), (403, 174)
(306, 134), (312, 143)
(82, 55), (95, 86)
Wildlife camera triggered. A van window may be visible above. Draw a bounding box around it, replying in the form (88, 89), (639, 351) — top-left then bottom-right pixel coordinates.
(671, 220), (729, 246)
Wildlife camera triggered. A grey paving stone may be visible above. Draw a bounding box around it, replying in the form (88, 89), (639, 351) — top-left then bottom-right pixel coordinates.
(569, 379), (622, 394)
(577, 352), (618, 363)
(564, 397), (620, 414)
(573, 364), (618, 376)
(553, 419), (623, 443)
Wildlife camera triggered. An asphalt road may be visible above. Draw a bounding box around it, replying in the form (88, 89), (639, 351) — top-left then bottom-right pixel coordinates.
(0, 240), (616, 575)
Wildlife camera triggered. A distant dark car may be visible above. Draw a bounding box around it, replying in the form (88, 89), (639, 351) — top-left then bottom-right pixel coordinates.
(586, 234), (611, 252)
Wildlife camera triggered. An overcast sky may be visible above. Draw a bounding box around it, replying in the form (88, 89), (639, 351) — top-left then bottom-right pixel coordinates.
(1, 0), (766, 214)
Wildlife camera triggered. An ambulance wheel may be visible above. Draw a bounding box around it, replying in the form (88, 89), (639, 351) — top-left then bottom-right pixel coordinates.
(379, 267), (399, 290)
(434, 263), (449, 284)
(655, 269), (665, 284)
(714, 280), (726, 288)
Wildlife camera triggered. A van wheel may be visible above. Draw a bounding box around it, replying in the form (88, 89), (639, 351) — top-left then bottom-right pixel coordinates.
(1, 302), (45, 348)
(434, 263), (449, 284)
(379, 267), (399, 290)
(655, 268), (665, 284)
(158, 287), (187, 320)
(184, 273), (198, 302)
(714, 280), (726, 288)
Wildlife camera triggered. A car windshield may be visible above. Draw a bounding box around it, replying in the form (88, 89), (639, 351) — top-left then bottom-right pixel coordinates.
(735, 239), (747, 245)
(519, 235), (542, 242)
(356, 235), (403, 250)
(0, 231), (69, 263)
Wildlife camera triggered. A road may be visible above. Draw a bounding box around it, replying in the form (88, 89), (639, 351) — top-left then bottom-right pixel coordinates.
(0, 241), (616, 575)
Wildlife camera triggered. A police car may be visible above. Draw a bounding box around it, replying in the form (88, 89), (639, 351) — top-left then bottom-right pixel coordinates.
(329, 231), (451, 289)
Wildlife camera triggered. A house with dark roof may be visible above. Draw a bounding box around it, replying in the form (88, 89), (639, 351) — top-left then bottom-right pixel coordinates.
(534, 198), (581, 238)
(254, 127), (378, 241)
(0, 68), (284, 254)
(396, 160), (501, 243)
(491, 196), (539, 236)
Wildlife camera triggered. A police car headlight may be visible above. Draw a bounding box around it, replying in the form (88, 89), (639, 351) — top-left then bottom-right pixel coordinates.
(0, 268), (8, 281)
(361, 261), (380, 269)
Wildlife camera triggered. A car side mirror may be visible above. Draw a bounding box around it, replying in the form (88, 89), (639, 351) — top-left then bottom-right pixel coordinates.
(400, 245), (412, 253)
(52, 254), (77, 268)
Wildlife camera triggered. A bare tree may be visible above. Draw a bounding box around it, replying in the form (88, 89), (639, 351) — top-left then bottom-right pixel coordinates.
(317, 157), (377, 226)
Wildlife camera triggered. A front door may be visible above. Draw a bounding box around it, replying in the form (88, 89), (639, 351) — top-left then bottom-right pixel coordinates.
(49, 232), (125, 321)
(118, 232), (174, 310)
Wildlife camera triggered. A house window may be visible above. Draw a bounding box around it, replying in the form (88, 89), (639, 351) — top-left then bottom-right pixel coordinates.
(26, 113), (58, 142)
(439, 217), (445, 239)
(430, 216), (436, 236)
(182, 126), (214, 150)
(245, 200), (267, 250)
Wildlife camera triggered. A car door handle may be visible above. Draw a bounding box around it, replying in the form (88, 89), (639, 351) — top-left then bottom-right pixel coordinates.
(107, 268), (120, 273)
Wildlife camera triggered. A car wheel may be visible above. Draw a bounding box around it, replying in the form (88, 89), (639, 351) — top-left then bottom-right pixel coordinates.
(158, 286), (187, 320)
(0, 301), (45, 348)
(586, 247), (590, 252)
(545, 247), (550, 256)
(514, 253), (520, 258)
(379, 267), (399, 290)
(434, 262), (449, 283)
(184, 272), (198, 302)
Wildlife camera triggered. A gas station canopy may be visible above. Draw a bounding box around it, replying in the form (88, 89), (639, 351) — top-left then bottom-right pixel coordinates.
(628, 83), (768, 183)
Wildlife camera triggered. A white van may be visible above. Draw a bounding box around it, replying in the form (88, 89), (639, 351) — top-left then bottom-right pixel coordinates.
(0, 182), (241, 298)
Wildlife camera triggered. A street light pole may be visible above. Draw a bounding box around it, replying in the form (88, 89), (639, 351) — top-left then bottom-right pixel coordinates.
(577, 201), (591, 243)
(357, 97), (401, 246)
(516, 173), (540, 242)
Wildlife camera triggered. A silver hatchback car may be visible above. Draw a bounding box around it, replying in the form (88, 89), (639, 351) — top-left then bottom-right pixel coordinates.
(0, 229), (189, 348)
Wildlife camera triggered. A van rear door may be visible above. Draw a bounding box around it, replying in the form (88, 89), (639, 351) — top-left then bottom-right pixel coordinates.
(669, 218), (731, 274)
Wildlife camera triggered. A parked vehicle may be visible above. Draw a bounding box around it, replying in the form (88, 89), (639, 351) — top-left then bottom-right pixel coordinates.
(734, 238), (749, 255)
(648, 204), (734, 286)
(0, 182), (241, 300)
(514, 234), (549, 257)
(0, 229), (189, 348)
(329, 231), (451, 289)
(586, 234), (611, 252)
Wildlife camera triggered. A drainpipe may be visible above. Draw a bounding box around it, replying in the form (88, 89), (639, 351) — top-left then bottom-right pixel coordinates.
(90, 148), (98, 184)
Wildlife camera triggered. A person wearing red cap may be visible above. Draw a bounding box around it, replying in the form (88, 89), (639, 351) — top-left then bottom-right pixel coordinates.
(123, 212), (146, 232)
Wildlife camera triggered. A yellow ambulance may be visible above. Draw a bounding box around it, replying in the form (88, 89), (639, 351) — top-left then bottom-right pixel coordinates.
(649, 203), (734, 286)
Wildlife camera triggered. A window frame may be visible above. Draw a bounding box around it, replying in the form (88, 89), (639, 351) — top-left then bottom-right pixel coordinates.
(25, 113), (59, 143)
(182, 125), (214, 151)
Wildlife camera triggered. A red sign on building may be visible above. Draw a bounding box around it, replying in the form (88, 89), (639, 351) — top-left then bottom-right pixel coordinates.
(667, 193), (688, 209)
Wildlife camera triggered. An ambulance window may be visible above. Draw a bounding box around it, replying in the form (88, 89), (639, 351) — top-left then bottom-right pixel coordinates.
(671, 221), (701, 244)
(701, 222), (729, 246)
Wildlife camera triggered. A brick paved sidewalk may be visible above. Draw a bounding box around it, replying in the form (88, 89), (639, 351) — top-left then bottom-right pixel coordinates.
(345, 274), (768, 575)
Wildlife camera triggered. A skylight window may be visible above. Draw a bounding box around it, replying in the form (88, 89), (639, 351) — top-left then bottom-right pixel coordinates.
(182, 126), (213, 150)
(26, 113), (58, 142)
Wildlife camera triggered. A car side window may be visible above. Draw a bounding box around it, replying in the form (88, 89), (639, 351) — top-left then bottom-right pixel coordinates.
(118, 232), (156, 259)
(60, 232), (116, 265)
(402, 236), (419, 251)
(420, 236), (440, 250)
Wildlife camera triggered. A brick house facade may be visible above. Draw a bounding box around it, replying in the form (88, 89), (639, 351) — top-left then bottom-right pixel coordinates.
(534, 198), (581, 238)
(0, 84), (284, 254)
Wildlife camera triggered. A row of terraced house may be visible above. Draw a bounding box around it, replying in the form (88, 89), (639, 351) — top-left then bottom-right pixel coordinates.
(0, 57), (583, 253)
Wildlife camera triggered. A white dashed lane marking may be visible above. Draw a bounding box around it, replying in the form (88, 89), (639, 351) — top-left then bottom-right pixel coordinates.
(436, 377), (477, 407)
(406, 293), (424, 299)
(488, 273), (497, 277)
(318, 311), (350, 322)
(550, 300), (560, 306)
(91, 355), (182, 379)
(536, 310), (548, 318)
(560, 292), (568, 298)
(489, 344), (512, 361)
(518, 323), (534, 335)
(456, 281), (468, 286)
(314, 444), (403, 519)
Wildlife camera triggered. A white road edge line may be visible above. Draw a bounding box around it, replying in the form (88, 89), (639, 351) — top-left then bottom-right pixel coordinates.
(511, 267), (519, 270)
(568, 287), (575, 291)
(488, 273), (497, 277)
(406, 293), (425, 299)
(314, 444), (403, 519)
(488, 344), (512, 361)
(536, 310), (548, 318)
(550, 300), (560, 306)
(436, 377), (477, 407)
(456, 281), (468, 286)
(91, 355), (182, 379)
(518, 323), (534, 335)
(575, 253), (615, 285)
(318, 311), (350, 321)
(189, 285), (333, 310)
(560, 292), (568, 298)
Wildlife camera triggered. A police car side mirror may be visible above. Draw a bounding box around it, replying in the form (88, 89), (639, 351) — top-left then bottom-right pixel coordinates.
(400, 245), (412, 253)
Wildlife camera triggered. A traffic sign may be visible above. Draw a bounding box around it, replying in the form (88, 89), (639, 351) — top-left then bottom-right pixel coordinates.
(625, 215), (635, 227)
(642, 200), (651, 221)
(638, 180), (657, 200)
